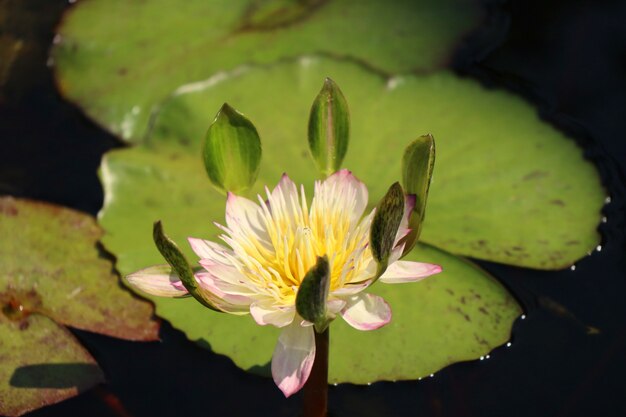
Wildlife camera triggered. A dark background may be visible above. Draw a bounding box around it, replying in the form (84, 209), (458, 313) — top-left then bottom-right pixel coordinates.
(1, 0), (625, 416)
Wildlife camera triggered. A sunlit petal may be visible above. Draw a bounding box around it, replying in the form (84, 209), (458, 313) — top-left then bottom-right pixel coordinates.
(271, 321), (316, 398)
(312, 169), (368, 230)
(126, 265), (187, 297)
(188, 237), (235, 265)
(379, 261), (442, 284)
(250, 299), (296, 327)
(341, 293), (391, 331)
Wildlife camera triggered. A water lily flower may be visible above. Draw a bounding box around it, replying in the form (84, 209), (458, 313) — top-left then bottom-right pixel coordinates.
(127, 169), (441, 397)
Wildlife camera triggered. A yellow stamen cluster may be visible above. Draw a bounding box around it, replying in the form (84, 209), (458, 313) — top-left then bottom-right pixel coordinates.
(218, 180), (374, 304)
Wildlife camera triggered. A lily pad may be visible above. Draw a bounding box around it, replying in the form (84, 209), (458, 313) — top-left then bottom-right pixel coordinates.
(98, 60), (543, 383)
(102, 57), (603, 270)
(0, 315), (103, 417)
(52, 0), (483, 142)
(0, 197), (159, 415)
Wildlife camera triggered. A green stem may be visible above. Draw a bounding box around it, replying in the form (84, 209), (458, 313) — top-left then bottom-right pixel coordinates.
(302, 328), (329, 417)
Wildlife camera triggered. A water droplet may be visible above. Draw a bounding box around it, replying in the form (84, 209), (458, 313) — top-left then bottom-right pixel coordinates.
(506, 342), (512, 347)
(299, 56), (316, 67)
(521, 314), (526, 320)
(386, 77), (404, 90)
(570, 265), (576, 271)
(486, 355), (490, 359)
(429, 374), (434, 378)
(418, 377), (422, 381)
(596, 245), (602, 252)
(602, 216), (608, 223)
(480, 356), (485, 360)
(367, 382), (371, 386)
(605, 196), (611, 204)
(333, 383), (338, 386)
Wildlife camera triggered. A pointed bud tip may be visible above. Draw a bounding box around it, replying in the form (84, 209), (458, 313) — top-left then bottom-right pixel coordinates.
(216, 102), (239, 120)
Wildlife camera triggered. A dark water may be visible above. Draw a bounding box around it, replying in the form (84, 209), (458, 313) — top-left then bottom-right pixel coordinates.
(1, 0), (625, 416)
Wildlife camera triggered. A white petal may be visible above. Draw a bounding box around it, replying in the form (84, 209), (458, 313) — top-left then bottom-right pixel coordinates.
(314, 169), (368, 229)
(187, 238), (234, 265)
(341, 293), (391, 331)
(388, 241), (406, 265)
(394, 194), (416, 247)
(331, 280), (372, 296)
(379, 261), (442, 284)
(250, 299), (296, 328)
(195, 272), (254, 303)
(199, 260), (249, 285)
(327, 298), (347, 319)
(225, 193), (270, 243)
(125, 265), (187, 297)
(267, 173), (303, 227)
(271, 173), (299, 203)
(271, 321), (316, 397)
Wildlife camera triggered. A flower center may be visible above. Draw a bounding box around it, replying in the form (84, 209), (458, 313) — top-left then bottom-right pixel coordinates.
(223, 183), (374, 304)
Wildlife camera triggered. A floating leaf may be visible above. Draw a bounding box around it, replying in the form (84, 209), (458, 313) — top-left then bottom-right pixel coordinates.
(95, 57), (564, 383)
(308, 78), (349, 176)
(0, 315), (103, 417)
(52, 0), (484, 142)
(0, 197), (159, 415)
(203, 104), (262, 193)
(102, 57), (602, 270)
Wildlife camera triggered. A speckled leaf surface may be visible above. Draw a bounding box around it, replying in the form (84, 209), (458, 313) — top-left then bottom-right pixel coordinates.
(101, 57), (603, 271)
(99, 55), (603, 381)
(51, 0), (483, 142)
(0, 197), (159, 340)
(0, 197), (159, 414)
(0, 315), (103, 417)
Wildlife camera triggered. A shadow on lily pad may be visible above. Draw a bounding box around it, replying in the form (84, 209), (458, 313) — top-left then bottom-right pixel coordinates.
(10, 363), (103, 389)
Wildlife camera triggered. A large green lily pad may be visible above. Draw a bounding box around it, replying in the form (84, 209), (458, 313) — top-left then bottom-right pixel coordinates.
(97, 57), (568, 383)
(0, 197), (159, 415)
(52, 0), (483, 142)
(102, 57), (603, 270)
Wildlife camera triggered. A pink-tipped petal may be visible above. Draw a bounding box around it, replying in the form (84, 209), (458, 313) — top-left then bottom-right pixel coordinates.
(187, 237), (234, 265)
(225, 192), (270, 245)
(250, 299), (296, 328)
(125, 265), (188, 297)
(341, 293), (392, 331)
(267, 173), (303, 226)
(331, 280), (372, 296)
(271, 173), (298, 202)
(379, 261), (442, 284)
(199, 260), (249, 285)
(327, 298), (348, 314)
(393, 194), (416, 247)
(315, 169), (368, 228)
(195, 272), (254, 304)
(388, 241), (406, 265)
(271, 321), (316, 397)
